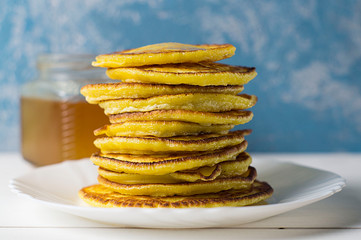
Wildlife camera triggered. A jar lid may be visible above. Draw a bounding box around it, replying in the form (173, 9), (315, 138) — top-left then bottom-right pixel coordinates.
(37, 54), (96, 72)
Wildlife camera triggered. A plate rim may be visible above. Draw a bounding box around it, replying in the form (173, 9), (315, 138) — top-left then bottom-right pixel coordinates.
(8, 158), (346, 228)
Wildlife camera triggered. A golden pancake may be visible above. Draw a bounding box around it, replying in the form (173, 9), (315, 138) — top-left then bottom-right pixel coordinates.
(81, 83), (244, 104)
(97, 166), (221, 184)
(107, 62), (257, 86)
(97, 166), (256, 197)
(94, 129), (251, 154)
(90, 142), (248, 175)
(109, 110), (253, 126)
(79, 180), (273, 208)
(98, 93), (257, 115)
(94, 121), (234, 137)
(92, 43), (236, 68)
(97, 153), (252, 183)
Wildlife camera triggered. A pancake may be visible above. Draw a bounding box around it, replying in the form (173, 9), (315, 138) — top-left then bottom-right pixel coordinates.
(94, 121), (234, 137)
(107, 62), (257, 86)
(79, 180), (273, 208)
(92, 42), (236, 68)
(90, 142), (248, 175)
(98, 93), (257, 115)
(97, 166), (256, 197)
(97, 166), (221, 184)
(97, 152), (252, 183)
(94, 129), (251, 154)
(81, 83), (244, 104)
(109, 110), (253, 126)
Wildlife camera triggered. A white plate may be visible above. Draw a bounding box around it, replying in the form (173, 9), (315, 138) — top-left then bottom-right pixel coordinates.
(9, 158), (345, 228)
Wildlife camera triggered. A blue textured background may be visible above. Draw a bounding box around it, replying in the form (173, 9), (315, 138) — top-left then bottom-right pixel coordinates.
(0, 0), (360, 152)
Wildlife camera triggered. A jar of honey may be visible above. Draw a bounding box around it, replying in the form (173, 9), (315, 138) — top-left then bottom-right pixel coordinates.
(21, 54), (110, 166)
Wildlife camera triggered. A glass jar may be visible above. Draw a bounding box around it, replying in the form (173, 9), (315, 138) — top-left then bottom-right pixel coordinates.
(21, 54), (110, 166)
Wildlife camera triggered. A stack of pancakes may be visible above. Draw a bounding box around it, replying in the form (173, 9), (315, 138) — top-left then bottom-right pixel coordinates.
(79, 43), (273, 208)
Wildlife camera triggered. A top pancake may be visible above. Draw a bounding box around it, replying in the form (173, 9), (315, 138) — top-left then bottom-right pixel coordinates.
(92, 42), (236, 68)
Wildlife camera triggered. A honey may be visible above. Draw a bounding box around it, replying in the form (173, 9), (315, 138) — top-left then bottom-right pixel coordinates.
(20, 54), (110, 166)
(21, 97), (109, 166)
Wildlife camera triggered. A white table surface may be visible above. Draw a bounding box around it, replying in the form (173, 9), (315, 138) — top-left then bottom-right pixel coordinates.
(1, 152), (360, 240)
